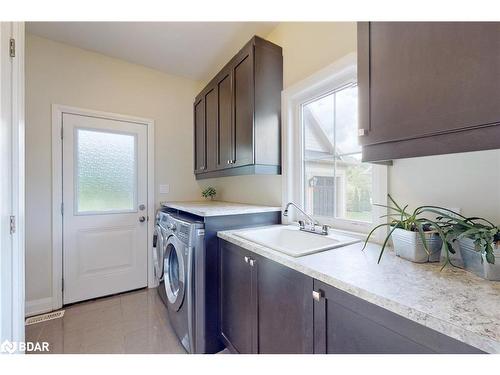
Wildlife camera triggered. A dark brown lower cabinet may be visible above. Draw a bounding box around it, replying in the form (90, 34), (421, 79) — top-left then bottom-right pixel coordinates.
(219, 241), (483, 354)
(219, 240), (257, 353)
(257, 255), (314, 354)
(313, 280), (483, 354)
(218, 240), (313, 354)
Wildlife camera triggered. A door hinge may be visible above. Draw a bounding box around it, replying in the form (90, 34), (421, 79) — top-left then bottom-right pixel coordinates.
(9, 38), (15, 58)
(61, 278), (64, 292)
(61, 202), (64, 216)
(9, 216), (16, 234)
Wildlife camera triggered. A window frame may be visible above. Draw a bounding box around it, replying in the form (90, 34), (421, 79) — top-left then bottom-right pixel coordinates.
(282, 53), (388, 240)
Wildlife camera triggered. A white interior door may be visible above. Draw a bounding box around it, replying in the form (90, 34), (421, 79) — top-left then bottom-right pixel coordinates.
(62, 113), (148, 304)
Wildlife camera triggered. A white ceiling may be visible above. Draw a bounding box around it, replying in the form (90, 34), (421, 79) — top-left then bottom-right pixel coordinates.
(26, 22), (279, 81)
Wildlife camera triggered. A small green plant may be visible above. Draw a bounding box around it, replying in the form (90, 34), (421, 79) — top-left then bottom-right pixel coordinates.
(363, 195), (458, 268)
(201, 186), (217, 200)
(438, 215), (500, 264)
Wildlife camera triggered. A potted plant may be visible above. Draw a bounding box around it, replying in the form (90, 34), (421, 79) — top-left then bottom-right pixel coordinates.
(363, 195), (456, 266)
(440, 216), (500, 280)
(201, 186), (217, 201)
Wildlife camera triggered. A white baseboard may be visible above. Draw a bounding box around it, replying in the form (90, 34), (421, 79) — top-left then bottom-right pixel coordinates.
(25, 297), (53, 317)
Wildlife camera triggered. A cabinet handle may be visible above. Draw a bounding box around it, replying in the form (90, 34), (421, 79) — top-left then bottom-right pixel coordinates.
(244, 256), (249, 263)
(249, 259), (255, 267)
(358, 129), (369, 137)
(227, 160), (231, 165)
(312, 290), (324, 301)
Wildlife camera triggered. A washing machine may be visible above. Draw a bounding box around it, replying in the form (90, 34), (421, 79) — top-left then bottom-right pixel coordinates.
(154, 210), (169, 307)
(163, 213), (204, 353)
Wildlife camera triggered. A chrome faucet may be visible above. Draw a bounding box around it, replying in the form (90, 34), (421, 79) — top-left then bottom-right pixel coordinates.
(283, 202), (329, 235)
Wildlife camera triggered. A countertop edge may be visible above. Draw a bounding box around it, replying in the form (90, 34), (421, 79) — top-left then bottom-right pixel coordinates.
(217, 230), (500, 354)
(161, 202), (282, 217)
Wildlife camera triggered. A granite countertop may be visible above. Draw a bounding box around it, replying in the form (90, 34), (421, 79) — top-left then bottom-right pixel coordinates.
(218, 225), (500, 353)
(161, 200), (282, 217)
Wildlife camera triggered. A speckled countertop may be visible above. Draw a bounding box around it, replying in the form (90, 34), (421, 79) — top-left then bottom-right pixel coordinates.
(218, 225), (500, 353)
(161, 201), (281, 217)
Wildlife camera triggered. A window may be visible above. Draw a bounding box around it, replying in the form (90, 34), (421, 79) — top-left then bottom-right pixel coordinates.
(303, 84), (372, 222)
(283, 54), (387, 235)
(75, 128), (137, 214)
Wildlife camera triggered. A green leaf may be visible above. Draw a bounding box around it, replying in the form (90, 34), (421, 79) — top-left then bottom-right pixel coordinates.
(378, 225), (399, 264)
(362, 223), (391, 251)
(486, 251), (495, 265)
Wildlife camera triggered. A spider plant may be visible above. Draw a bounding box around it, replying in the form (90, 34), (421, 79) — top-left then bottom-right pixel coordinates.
(363, 195), (458, 268)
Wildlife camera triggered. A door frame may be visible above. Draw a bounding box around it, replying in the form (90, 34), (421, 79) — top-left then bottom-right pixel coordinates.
(51, 104), (155, 310)
(0, 21), (25, 347)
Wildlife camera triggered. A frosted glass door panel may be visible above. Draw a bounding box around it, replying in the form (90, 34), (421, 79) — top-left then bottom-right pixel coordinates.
(75, 128), (137, 214)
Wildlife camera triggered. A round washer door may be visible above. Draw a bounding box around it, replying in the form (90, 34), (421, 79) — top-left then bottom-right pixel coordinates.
(163, 235), (186, 311)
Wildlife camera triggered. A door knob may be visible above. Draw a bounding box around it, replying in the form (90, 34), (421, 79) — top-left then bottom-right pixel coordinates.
(139, 216), (146, 223)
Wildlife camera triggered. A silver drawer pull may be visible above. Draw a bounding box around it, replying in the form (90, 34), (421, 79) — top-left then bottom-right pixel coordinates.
(249, 259), (255, 267)
(312, 290), (323, 301)
(244, 256), (249, 263)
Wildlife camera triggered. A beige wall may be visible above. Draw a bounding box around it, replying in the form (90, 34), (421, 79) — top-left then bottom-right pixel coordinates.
(267, 22), (357, 89)
(26, 34), (202, 305)
(198, 22), (357, 206)
(390, 150), (500, 223)
(200, 22), (500, 224)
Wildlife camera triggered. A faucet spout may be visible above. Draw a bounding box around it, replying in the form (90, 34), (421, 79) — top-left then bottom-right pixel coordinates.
(283, 202), (318, 226)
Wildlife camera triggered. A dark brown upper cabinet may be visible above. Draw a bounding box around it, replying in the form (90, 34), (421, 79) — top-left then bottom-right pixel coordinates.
(194, 36), (283, 179)
(358, 22), (500, 162)
(193, 97), (206, 173)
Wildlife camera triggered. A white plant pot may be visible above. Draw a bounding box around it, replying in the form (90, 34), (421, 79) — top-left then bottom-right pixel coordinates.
(391, 228), (442, 263)
(458, 237), (500, 281)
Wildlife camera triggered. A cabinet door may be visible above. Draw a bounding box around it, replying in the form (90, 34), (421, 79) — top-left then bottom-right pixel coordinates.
(257, 256), (313, 353)
(219, 240), (257, 353)
(217, 73), (233, 169)
(205, 87), (218, 171)
(232, 49), (254, 167)
(358, 22), (500, 159)
(193, 97), (206, 173)
(313, 280), (482, 354)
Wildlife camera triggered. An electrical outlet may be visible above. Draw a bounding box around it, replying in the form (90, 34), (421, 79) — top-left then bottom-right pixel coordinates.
(159, 184), (170, 195)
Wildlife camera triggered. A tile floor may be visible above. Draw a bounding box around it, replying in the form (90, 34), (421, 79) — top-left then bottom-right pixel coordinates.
(25, 288), (187, 354)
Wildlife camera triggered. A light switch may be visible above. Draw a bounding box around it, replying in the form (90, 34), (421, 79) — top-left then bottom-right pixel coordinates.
(159, 184), (170, 194)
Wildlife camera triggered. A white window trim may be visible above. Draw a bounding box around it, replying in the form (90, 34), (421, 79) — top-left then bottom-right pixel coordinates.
(282, 52), (388, 242)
